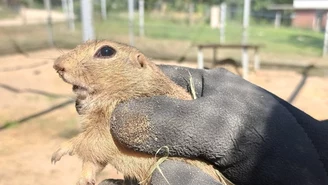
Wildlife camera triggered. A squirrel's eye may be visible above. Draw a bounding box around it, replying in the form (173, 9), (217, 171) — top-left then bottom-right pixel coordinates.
(95, 46), (116, 58)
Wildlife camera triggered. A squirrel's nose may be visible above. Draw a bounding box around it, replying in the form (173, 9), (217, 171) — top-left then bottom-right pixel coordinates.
(53, 61), (66, 73)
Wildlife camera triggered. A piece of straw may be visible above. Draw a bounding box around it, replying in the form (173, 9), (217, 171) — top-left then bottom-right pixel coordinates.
(188, 71), (197, 100)
(140, 146), (171, 185)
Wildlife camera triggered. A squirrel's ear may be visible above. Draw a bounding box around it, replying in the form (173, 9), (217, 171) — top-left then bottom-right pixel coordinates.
(135, 53), (147, 68)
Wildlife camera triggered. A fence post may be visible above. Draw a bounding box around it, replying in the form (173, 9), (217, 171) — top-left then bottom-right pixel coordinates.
(323, 12), (328, 56)
(128, 0), (135, 46)
(220, 2), (226, 43)
(242, 47), (249, 80)
(242, 0), (251, 44)
(61, 0), (68, 25)
(68, 0), (75, 31)
(101, 0), (107, 21)
(139, 0), (144, 37)
(81, 0), (95, 42)
(44, 0), (54, 47)
(242, 0), (251, 79)
(274, 11), (281, 28)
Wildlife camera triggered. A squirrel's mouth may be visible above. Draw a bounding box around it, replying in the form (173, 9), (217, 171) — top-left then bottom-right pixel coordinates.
(72, 85), (90, 100)
(57, 72), (90, 100)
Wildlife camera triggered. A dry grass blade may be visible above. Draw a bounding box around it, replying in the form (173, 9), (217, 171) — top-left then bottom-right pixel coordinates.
(140, 146), (171, 185)
(188, 71), (197, 100)
(215, 169), (234, 185)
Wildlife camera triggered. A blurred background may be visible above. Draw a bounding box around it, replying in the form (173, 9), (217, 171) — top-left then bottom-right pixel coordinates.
(0, 0), (327, 185)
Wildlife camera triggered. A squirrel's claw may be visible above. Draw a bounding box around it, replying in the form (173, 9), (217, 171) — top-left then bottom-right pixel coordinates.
(51, 146), (74, 164)
(51, 148), (65, 164)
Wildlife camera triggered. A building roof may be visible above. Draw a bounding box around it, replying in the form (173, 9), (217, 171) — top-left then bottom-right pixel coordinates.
(293, 0), (328, 9)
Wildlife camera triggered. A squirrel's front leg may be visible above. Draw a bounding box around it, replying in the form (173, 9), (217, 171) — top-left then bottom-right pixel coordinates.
(77, 161), (106, 185)
(51, 134), (82, 164)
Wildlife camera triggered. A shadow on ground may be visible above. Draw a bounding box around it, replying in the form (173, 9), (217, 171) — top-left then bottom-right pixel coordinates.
(0, 83), (71, 98)
(0, 99), (74, 130)
(0, 83), (75, 131)
(287, 65), (314, 103)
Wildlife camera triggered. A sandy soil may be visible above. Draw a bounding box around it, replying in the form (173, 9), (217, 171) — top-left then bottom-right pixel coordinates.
(0, 8), (68, 27)
(0, 49), (327, 185)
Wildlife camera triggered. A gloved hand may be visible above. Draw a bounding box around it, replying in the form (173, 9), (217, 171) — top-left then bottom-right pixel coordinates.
(99, 160), (223, 185)
(150, 160), (223, 185)
(110, 65), (328, 185)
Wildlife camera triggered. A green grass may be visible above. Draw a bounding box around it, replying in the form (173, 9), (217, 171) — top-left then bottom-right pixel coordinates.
(0, 12), (325, 58)
(93, 13), (324, 57)
(247, 24), (324, 56)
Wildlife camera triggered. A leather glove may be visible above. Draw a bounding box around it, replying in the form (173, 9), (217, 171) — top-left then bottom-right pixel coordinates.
(110, 65), (328, 185)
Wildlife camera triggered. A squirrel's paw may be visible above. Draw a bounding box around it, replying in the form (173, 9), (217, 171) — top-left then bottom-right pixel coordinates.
(51, 143), (74, 164)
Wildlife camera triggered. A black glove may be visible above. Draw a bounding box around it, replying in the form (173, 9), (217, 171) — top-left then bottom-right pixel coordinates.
(150, 160), (223, 185)
(110, 65), (328, 185)
(98, 179), (125, 185)
(99, 160), (222, 185)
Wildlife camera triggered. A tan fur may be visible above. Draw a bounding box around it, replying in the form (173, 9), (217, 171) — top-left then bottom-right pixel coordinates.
(51, 40), (232, 185)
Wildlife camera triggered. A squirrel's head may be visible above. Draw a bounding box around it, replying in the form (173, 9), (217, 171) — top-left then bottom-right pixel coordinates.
(53, 40), (168, 101)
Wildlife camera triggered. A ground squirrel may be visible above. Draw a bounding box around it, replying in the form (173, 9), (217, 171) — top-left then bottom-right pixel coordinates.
(51, 40), (230, 185)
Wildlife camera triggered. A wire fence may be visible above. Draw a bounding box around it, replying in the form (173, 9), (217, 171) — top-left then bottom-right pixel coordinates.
(0, 0), (325, 62)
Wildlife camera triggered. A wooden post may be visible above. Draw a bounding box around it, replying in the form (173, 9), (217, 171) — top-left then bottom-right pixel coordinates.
(197, 47), (204, 69)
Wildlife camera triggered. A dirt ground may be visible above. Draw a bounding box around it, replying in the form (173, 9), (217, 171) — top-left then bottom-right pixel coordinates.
(0, 49), (327, 185)
(0, 8), (67, 27)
